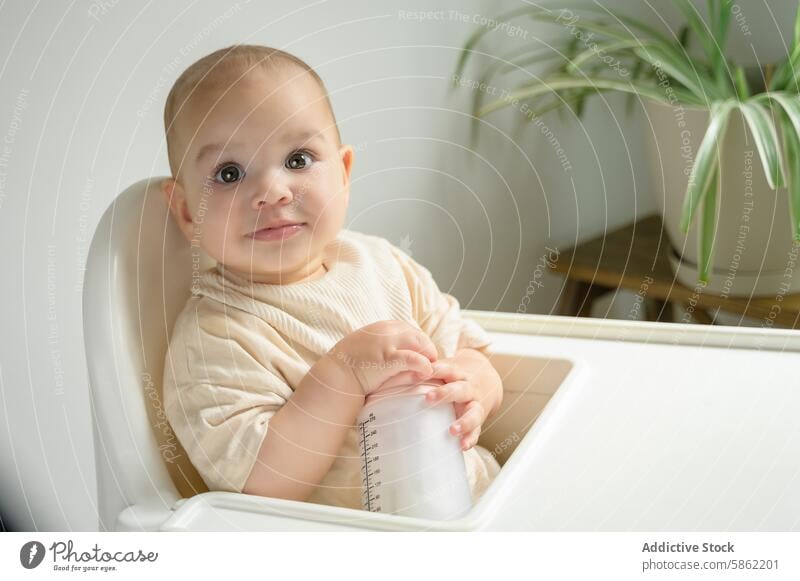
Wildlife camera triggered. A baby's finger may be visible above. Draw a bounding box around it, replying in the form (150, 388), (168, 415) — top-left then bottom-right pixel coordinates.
(395, 349), (434, 378)
(425, 380), (472, 404)
(460, 426), (481, 451)
(376, 370), (424, 391)
(427, 361), (465, 383)
(451, 400), (484, 436)
(404, 329), (438, 362)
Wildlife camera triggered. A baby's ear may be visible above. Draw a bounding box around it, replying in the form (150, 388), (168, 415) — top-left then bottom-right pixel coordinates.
(338, 144), (354, 185)
(161, 177), (194, 242)
(160, 177), (175, 207)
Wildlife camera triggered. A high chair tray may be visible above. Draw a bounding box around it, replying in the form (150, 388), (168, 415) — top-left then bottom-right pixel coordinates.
(158, 312), (800, 531)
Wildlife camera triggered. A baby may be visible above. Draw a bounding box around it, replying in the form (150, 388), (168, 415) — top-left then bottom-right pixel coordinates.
(160, 44), (503, 511)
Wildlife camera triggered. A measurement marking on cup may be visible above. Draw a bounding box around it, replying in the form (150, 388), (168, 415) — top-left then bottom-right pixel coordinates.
(359, 412), (381, 512)
(360, 419), (373, 511)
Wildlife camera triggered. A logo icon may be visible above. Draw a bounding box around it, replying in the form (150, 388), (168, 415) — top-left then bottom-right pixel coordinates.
(20, 541), (45, 569)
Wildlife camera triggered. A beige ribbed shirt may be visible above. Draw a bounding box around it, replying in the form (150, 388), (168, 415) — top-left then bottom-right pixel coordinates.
(163, 228), (500, 510)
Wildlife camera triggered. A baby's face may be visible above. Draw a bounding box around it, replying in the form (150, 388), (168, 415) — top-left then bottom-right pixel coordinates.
(163, 68), (353, 284)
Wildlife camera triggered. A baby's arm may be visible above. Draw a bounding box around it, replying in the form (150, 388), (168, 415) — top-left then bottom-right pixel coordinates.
(242, 352), (362, 501)
(242, 320), (437, 502)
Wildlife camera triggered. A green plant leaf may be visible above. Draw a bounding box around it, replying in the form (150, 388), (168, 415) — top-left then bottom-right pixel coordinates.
(580, 3), (675, 45)
(709, 0), (721, 28)
(786, 5), (800, 238)
(511, 0), (672, 43)
(633, 43), (724, 102)
(453, 3), (621, 80)
(678, 24), (691, 49)
(698, 163), (720, 282)
(453, 5), (548, 85)
(711, 0), (734, 96)
(769, 43), (800, 92)
(478, 75), (702, 118)
(708, 1), (733, 50)
(673, 0), (715, 59)
(464, 45), (570, 147)
(759, 92), (800, 238)
(567, 39), (654, 74)
(738, 100), (786, 189)
(796, 0), (800, 51)
(757, 92), (800, 140)
(495, 43), (572, 76)
(527, 88), (611, 121)
(715, 1), (734, 51)
(557, 36), (585, 101)
(526, 11), (644, 43)
(680, 100), (738, 232)
(767, 2), (800, 91)
(574, 88), (587, 117)
(625, 59), (647, 114)
(780, 110), (800, 240)
(733, 65), (749, 99)
(674, 0), (734, 97)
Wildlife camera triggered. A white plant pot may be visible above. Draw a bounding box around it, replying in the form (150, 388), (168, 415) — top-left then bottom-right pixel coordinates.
(643, 99), (799, 297)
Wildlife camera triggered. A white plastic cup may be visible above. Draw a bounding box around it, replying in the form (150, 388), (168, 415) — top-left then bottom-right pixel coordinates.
(357, 380), (473, 520)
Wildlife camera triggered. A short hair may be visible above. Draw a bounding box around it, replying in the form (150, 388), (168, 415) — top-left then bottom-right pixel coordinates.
(163, 44), (339, 178)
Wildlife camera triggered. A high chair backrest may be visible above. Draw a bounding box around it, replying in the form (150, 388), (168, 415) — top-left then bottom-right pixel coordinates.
(83, 177), (211, 531)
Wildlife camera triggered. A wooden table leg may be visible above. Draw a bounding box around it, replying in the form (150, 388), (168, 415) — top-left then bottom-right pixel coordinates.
(558, 280), (610, 317)
(557, 280), (587, 316)
(645, 298), (670, 322)
(580, 284), (611, 317)
(680, 303), (715, 325)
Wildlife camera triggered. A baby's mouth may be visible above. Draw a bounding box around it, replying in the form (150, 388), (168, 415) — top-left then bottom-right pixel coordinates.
(247, 222), (306, 241)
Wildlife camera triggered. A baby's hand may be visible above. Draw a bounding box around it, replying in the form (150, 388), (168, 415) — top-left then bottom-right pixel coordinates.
(424, 350), (502, 451)
(329, 320), (438, 396)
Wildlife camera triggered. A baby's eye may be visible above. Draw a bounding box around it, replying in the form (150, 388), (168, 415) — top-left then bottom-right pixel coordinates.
(285, 151), (313, 170)
(214, 163), (245, 184)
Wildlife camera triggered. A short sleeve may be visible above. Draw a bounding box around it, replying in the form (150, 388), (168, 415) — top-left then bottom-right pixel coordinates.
(387, 242), (492, 359)
(163, 301), (294, 493)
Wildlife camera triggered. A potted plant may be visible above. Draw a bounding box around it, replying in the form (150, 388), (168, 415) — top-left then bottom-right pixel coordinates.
(455, 1), (800, 296)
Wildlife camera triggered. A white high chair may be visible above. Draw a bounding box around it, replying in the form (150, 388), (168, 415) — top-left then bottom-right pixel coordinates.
(84, 178), (800, 531)
(83, 177), (213, 531)
(82, 177), (586, 532)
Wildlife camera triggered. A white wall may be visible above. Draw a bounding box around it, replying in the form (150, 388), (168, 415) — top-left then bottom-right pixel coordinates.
(0, 0), (795, 530)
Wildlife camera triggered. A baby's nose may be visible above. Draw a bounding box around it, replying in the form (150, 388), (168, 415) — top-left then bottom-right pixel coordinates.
(251, 178), (293, 208)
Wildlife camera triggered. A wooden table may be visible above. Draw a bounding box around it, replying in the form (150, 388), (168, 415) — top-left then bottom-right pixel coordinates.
(549, 214), (800, 328)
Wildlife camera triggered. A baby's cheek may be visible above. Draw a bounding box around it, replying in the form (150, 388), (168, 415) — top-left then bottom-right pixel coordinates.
(194, 219), (234, 259)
